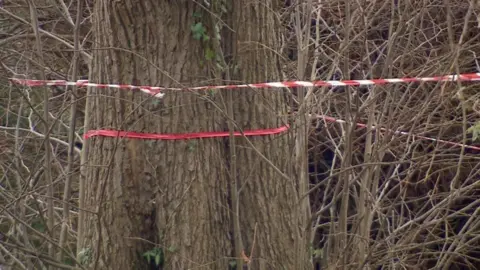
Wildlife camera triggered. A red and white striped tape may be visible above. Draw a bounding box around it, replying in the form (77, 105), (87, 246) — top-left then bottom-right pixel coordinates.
(316, 115), (480, 151)
(10, 73), (480, 94)
(11, 74), (480, 148)
(10, 79), (165, 98)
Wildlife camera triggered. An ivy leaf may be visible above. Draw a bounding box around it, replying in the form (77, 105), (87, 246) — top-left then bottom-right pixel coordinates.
(205, 47), (215, 61)
(191, 22), (205, 40)
(208, 89), (215, 97)
(467, 122), (480, 142)
(192, 32), (202, 40)
(155, 254), (161, 266)
(313, 248), (323, 258)
(151, 99), (160, 106)
(191, 22), (203, 32)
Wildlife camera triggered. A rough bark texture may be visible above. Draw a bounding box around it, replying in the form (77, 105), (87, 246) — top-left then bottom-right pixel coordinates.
(230, 1), (309, 269)
(80, 1), (231, 269)
(79, 0), (309, 269)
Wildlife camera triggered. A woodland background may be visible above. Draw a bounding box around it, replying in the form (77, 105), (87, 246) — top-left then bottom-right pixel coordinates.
(0, 0), (480, 269)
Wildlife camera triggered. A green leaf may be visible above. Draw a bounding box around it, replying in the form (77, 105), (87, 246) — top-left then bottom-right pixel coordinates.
(143, 248), (163, 266)
(208, 89), (215, 97)
(205, 47), (215, 61)
(312, 248), (323, 258)
(193, 32), (203, 40)
(143, 250), (154, 258)
(467, 122), (480, 142)
(191, 23), (206, 40)
(188, 141), (197, 152)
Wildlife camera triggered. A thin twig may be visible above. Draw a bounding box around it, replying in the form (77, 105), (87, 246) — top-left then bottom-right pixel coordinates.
(58, 0), (83, 262)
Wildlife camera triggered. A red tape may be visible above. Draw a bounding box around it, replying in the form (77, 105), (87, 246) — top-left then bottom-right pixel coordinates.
(83, 125), (290, 140)
(10, 72), (480, 92)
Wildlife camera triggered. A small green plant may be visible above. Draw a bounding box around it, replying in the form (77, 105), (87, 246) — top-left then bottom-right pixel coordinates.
(467, 121), (480, 141)
(188, 140), (197, 152)
(191, 22), (209, 41)
(77, 126), (84, 136)
(190, 12), (218, 63)
(143, 247), (163, 267)
(312, 248), (323, 259)
(205, 47), (215, 61)
(208, 88), (216, 97)
(151, 98), (161, 106)
(309, 243), (323, 259)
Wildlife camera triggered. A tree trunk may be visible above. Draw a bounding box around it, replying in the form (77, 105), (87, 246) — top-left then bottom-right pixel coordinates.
(229, 1), (310, 269)
(78, 1), (309, 269)
(79, 1), (231, 269)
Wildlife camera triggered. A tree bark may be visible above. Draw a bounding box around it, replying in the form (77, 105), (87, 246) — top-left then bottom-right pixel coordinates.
(229, 1), (310, 269)
(79, 1), (231, 269)
(78, 1), (309, 269)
